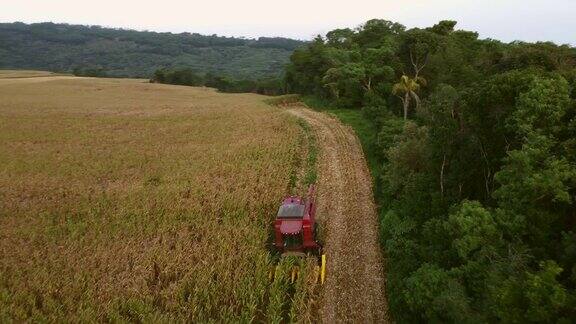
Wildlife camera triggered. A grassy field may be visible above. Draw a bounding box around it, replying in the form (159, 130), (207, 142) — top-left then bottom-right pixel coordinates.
(0, 72), (319, 322)
(0, 70), (68, 79)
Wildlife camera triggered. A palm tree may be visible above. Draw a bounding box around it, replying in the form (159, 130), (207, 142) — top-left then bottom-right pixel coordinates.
(392, 75), (427, 120)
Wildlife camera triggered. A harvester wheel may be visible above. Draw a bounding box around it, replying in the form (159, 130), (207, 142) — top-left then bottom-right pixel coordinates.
(314, 223), (320, 240)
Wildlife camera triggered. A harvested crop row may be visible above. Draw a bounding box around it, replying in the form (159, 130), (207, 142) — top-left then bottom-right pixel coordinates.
(287, 107), (389, 323)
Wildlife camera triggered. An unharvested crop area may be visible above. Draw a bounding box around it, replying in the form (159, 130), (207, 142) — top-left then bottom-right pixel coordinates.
(0, 72), (319, 322)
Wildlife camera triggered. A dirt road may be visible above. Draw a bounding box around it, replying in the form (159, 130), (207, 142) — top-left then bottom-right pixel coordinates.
(287, 107), (389, 323)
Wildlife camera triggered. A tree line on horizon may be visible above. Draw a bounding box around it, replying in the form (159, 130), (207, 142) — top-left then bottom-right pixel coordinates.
(149, 68), (284, 95)
(284, 19), (576, 322)
(0, 22), (304, 79)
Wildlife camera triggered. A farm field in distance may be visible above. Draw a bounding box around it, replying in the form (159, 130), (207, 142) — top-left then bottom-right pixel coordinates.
(0, 71), (319, 322)
(0, 70), (68, 79)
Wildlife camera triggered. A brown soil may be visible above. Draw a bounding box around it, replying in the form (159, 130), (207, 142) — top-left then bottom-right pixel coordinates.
(287, 107), (389, 323)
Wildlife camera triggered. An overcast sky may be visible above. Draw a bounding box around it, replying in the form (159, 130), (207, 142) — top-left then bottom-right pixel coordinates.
(1, 0), (574, 45)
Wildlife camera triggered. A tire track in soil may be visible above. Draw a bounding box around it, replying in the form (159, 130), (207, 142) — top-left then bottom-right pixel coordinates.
(287, 107), (389, 323)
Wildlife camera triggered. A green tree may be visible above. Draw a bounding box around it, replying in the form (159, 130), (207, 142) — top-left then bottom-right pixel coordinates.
(283, 19), (576, 322)
(392, 75), (427, 119)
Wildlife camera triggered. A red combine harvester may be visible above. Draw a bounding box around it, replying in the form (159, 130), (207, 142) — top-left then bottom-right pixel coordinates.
(273, 185), (321, 255)
(270, 184), (325, 284)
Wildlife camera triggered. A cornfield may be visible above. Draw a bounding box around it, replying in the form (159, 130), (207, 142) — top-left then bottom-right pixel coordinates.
(0, 73), (320, 322)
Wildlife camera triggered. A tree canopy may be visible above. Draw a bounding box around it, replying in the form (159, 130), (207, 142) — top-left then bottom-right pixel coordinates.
(285, 19), (576, 322)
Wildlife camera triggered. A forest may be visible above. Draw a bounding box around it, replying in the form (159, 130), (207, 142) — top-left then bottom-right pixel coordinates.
(0, 22), (304, 78)
(149, 68), (284, 95)
(284, 19), (576, 322)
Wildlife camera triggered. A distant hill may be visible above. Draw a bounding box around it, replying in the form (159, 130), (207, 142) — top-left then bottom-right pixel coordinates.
(0, 22), (306, 78)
